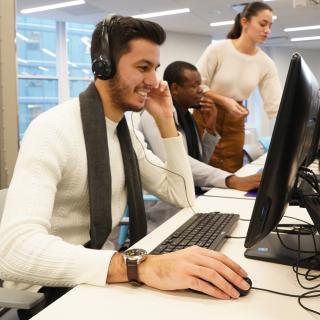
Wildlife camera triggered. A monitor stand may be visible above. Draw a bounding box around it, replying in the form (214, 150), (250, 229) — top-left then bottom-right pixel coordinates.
(245, 232), (320, 270)
(246, 169), (320, 270)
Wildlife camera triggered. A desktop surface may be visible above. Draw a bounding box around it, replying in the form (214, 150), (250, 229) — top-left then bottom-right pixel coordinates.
(31, 197), (319, 320)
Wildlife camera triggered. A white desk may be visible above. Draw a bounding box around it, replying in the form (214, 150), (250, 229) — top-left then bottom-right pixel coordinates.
(205, 154), (320, 200)
(31, 196), (319, 320)
(204, 154), (265, 200)
(250, 152), (267, 166)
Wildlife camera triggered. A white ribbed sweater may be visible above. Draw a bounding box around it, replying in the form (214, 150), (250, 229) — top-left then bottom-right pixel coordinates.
(197, 39), (282, 118)
(0, 98), (194, 291)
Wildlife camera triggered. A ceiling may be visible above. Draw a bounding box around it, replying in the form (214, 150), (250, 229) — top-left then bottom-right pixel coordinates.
(16, 0), (320, 49)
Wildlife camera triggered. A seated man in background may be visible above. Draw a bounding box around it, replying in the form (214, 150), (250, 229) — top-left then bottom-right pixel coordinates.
(139, 61), (261, 230)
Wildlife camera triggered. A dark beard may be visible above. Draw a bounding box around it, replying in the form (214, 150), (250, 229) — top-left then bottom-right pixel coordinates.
(108, 73), (142, 112)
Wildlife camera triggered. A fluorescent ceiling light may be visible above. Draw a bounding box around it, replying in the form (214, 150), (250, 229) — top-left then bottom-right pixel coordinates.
(21, 0), (85, 14)
(67, 61), (78, 67)
(17, 58), (29, 64)
(42, 48), (56, 58)
(133, 8), (190, 19)
(211, 15), (277, 27)
(210, 20), (234, 27)
(28, 104), (41, 109)
(38, 66), (49, 72)
(16, 32), (30, 42)
(81, 36), (91, 48)
(285, 25), (320, 32)
(82, 69), (90, 74)
(291, 35), (320, 42)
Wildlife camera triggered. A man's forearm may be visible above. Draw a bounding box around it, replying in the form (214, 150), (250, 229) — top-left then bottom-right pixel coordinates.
(155, 117), (178, 138)
(204, 91), (226, 108)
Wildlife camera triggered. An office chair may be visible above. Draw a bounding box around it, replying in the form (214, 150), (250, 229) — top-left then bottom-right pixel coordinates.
(0, 189), (45, 317)
(243, 143), (265, 163)
(259, 136), (271, 152)
(118, 194), (158, 247)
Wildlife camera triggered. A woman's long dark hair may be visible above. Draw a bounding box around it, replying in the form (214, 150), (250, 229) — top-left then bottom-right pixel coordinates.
(227, 1), (273, 39)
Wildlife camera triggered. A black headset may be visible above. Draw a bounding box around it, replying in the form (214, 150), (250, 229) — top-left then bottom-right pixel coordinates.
(91, 17), (115, 80)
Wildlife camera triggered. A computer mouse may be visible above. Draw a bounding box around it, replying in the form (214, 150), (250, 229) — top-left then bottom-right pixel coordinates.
(190, 276), (252, 298)
(233, 277), (252, 297)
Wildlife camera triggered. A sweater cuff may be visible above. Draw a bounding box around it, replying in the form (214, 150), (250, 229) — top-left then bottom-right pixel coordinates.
(77, 248), (117, 286)
(214, 172), (232, 188)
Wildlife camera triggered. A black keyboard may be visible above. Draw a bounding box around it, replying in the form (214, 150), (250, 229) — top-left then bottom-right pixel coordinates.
(151, 212), (239, 254)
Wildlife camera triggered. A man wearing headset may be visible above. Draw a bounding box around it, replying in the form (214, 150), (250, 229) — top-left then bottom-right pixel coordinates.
(0, 16), (250, 318)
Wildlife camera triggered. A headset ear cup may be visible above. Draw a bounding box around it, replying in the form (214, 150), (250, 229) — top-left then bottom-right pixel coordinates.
(92, 56), (113, 80)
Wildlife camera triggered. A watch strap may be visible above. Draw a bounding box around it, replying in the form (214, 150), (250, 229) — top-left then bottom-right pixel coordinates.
(126, 259), (140, 285)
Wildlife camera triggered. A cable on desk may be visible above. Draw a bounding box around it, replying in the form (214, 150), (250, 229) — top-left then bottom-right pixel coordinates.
(251, 287), (320, 316)
(272, 226), (319, 315)
(284, 215), (313, 225)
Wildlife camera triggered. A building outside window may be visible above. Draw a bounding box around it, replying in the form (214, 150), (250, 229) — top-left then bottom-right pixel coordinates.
(16, 16), (94, 141)
(67, 22), (93, 97)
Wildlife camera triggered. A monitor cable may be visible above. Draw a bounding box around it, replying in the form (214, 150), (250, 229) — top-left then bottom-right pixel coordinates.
(130, 114), (320, 315)
(249, 227), (320, 316)
(251, 286), (320, 316)
(298, 166), (320, 196)
(130, 112), (196, 215)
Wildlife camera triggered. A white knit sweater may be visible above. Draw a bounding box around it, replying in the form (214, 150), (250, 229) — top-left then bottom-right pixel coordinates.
(197, 39), (282, 118)
(0, 98), (195, 291)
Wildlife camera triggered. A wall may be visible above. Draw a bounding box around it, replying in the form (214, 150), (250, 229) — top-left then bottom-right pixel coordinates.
(0, 0), (19, 188)
(158, 31), (211, 76)
(248, 46), (320, 137)
(269, 46), (320, 86)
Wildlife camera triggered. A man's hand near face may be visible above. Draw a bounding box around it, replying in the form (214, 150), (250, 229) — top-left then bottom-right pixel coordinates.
(144, 80), (178, 138)
(199, 97), (218, 135)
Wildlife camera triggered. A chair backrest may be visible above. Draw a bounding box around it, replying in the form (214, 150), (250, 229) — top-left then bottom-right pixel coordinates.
(243, 144), (265, 163)
(0, 189), (8, 221)
(259, 136), (271, 152)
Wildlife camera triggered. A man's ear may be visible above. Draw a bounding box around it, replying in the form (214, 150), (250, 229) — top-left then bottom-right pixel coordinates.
(170, 83), (179, 97)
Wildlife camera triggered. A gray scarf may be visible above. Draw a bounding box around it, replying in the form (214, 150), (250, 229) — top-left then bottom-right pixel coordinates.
(79, 82), (147, 249)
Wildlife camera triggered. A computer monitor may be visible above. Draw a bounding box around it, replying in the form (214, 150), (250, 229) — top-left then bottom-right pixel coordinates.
(244, 53), (320, 269)
(304, 87), (320, 167)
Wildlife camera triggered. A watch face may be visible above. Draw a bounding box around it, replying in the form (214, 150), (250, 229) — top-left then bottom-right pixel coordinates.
(124, 248), (147, 260)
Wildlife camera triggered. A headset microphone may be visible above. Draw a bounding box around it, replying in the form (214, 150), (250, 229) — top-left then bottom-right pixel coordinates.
(91, 17), (115, 80)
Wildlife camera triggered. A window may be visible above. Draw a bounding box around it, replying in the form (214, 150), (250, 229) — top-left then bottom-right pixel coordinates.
(16, 17), (94, 140)
(17, 17), (58, 140)
(67, 22), (94, 97)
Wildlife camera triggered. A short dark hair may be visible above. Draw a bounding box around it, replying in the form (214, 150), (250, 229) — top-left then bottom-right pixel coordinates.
(91, 15), (166, 68)
(163, 61), (198, 89)
(227, 1), (273, 39)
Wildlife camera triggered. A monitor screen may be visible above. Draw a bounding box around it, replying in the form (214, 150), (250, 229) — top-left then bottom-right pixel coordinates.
(244, 53), (320, 268)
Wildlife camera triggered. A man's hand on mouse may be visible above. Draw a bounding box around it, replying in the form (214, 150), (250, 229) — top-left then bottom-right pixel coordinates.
(137, 246), (250, 299)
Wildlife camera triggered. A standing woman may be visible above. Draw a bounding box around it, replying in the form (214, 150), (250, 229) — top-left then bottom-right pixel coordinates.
(193, 1), (282, 173)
